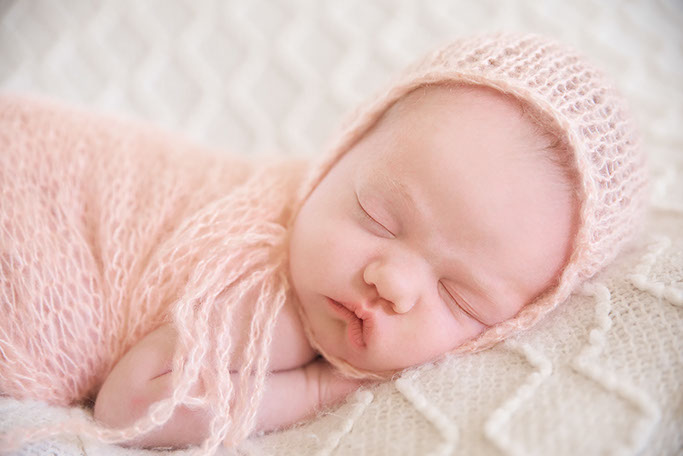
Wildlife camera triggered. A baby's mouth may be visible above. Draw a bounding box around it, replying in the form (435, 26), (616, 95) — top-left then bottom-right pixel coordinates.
(327, 298), (370, 349)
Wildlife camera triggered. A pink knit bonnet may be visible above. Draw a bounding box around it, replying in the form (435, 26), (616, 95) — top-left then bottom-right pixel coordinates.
(289, 33), (647, 377)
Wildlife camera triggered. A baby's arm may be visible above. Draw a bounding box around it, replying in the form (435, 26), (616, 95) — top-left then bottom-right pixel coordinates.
(255, 358), (364, 435)
(94, 324), (363, 448)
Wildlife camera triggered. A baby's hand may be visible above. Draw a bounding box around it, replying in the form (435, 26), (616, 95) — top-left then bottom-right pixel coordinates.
(254, 358), (368, 434)
(313, 360), (371, 410)
(94, 325), (368, 447)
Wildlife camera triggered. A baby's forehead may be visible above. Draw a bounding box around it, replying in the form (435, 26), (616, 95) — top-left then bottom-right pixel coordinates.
(355, 83), (574, 202)
(374, 84), (558, 160)
(386, 84), (523, 121)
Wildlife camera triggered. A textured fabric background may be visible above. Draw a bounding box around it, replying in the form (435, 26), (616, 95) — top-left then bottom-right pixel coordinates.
(1, 1), (681, 455)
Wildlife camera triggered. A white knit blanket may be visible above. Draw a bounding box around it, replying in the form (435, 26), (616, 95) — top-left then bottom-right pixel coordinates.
(1, 1), (681, 455)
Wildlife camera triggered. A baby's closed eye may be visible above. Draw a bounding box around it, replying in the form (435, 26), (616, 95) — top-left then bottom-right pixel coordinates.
(354, 193), (394, 238)
(438, 281), (484, 324)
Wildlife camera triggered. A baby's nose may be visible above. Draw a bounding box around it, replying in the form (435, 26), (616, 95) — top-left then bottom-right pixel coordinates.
(363, 257), (421, 314)
(391, 297), (414, 314)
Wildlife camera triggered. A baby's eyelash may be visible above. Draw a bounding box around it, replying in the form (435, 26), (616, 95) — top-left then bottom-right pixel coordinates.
(440, 283), (460, 311)
(439, 282), (478, 322)
(356, 195), (394, 237)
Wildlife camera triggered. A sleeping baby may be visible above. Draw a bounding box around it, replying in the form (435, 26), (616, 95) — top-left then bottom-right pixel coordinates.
(0, 33), (646, 452)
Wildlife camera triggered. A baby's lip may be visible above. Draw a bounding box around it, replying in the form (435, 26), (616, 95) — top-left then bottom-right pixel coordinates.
(327, 298), (374, 348)
(341, 300), (373, 321)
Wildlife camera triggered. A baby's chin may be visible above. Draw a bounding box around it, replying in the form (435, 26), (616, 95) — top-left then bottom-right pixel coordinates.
(316, 339), (443, 377)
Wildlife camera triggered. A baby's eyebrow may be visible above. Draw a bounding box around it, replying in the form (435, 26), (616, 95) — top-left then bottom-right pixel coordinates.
(372, 171), (415, 217)
(453, 268), (500, 317)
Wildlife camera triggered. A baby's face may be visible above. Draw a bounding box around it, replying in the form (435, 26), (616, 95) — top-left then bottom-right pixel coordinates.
(289, 85), (576, 373)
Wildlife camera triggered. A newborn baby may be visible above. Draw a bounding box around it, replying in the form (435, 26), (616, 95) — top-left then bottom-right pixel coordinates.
(94, 84), (577, 447)
(0, 33), (646, 452)
(289, 84), (577, 372)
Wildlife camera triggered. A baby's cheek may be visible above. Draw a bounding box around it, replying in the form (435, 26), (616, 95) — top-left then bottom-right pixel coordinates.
(129, 393), (150, 418)
(318, 223), (365, 268)
(415, 312), (467, 359)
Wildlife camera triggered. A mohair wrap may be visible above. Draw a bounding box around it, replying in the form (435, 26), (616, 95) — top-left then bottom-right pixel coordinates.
(0, 33), (646, 452)
(0, 94), (305, 453)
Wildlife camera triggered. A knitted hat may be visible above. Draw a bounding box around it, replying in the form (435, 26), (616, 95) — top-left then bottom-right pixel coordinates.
(289, 33), (647, 377)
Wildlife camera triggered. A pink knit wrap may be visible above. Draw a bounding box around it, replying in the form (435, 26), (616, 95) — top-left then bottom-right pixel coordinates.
(0, 94), (304, 452)
(0, 32), (646, 452)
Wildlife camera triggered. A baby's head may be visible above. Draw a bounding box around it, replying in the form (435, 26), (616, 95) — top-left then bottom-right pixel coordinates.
(288, 33), (646, 378)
